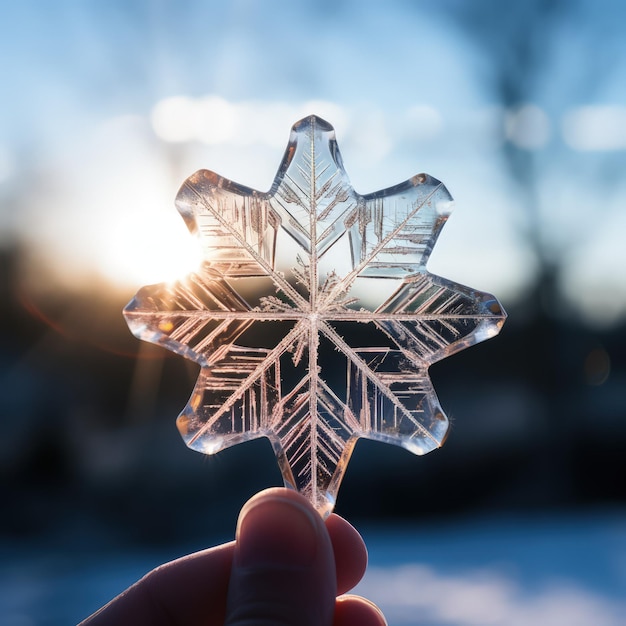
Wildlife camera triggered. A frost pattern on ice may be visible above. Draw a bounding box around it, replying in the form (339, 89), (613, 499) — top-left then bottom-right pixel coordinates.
(124, 116), (506, 516)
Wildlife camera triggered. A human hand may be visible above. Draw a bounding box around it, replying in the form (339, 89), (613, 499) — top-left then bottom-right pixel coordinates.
(79, 487), (386, 625)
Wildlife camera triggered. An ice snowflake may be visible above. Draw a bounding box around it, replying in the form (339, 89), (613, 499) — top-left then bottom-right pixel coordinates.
(124, 116), (506, 516)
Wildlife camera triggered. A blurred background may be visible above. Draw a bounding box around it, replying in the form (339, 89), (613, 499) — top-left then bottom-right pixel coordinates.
(1, 0), (625, 624)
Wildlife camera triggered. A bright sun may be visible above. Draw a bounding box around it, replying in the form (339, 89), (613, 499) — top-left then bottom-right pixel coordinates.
(94, 202), (203, 289)
(28, 116), (203, 291)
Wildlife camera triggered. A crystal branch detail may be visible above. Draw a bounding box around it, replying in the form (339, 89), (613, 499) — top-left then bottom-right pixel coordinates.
(124, 116), (506, 517)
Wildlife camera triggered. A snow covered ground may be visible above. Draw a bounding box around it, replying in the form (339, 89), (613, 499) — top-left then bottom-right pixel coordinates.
(356, 511), (626, 626)
(2, 509), (625, 626)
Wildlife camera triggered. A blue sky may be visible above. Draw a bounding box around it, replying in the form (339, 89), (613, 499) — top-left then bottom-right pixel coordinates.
(2, 0), (626, 325)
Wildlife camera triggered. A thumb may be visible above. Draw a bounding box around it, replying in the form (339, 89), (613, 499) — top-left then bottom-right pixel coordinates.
(225, 488), (336, 626)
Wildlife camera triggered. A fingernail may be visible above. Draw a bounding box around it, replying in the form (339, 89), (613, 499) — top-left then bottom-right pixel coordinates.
(236, 495), (319, 568)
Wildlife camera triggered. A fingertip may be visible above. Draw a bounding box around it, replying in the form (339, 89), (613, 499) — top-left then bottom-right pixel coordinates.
(244, 491), (369, 595)
(239, 487), (318, 517)
(326, 514), (368, 594)
(235, 489), (321, 569)
(226, 487), (336, 625)
(334, 595), (388, 626)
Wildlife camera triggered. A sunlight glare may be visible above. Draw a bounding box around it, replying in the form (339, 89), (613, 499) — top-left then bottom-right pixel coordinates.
(94, 199), (203, 288)
(21, 115), (203, 291)
(87, 117), (203, 288)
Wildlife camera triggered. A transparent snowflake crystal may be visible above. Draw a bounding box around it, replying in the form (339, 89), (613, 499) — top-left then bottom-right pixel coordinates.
(124, 115), (506, 517)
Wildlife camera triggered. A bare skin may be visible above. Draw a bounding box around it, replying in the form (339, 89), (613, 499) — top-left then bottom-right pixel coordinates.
(79, 488), (387, 626)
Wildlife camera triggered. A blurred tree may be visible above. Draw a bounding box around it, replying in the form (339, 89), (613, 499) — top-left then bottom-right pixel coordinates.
(432, 0), (626, 506)
(439, 0), (626, 321)
(440, 0), (566, 314)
